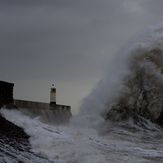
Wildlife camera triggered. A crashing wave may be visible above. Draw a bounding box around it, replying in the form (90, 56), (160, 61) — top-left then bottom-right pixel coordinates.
(80, 23), (163, 126)
(106, 46), (163, 123)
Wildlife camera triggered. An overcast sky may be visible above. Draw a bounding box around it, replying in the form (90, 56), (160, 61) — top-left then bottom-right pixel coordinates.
(0, 0), (163, 114)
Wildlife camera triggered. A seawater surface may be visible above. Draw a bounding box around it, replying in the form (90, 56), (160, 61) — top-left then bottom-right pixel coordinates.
(1, 108), (163, 163)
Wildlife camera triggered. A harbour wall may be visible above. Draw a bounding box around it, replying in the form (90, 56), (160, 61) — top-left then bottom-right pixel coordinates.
(14, 99), (72, 125)
(0, 80), (72, 125)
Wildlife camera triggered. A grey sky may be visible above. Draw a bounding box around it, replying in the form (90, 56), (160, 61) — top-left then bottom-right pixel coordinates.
(0, 0), (163, 114)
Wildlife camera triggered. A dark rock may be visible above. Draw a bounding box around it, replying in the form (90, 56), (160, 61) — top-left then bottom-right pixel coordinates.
(156, 108), (163, 126)
(0, 114), (53, 162)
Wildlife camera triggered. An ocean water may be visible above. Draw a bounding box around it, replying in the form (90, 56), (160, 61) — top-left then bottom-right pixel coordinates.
(1, 108), (163, 163)
(1, 23), (163, 162)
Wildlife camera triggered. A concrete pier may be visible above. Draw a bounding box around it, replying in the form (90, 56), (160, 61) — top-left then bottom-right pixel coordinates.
(14, 99), (72, 125)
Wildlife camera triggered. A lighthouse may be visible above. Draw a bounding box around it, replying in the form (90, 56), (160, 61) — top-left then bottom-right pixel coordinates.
(50, 84), (56, 105)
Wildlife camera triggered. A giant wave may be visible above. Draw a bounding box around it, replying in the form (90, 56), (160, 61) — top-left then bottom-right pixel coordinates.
(79, 23), (163, 126)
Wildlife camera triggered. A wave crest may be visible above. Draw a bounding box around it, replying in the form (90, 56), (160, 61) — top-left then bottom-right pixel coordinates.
(80, 23), (163, 126)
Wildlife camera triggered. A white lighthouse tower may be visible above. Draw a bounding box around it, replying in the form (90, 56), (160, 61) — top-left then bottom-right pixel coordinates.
(50, 84), (56, 105)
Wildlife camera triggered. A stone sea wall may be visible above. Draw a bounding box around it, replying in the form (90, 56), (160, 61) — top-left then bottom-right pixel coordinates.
(14, 99), (72, 124)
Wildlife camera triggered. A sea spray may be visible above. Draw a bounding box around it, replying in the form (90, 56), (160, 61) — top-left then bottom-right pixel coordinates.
(78, 23), (163, 126)
(0, 108), (109, 163)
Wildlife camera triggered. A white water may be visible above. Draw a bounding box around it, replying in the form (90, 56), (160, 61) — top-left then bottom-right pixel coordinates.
(80, 22), (163, 122)
(1, 23), (163, 162)
(1, 108), (163, 163)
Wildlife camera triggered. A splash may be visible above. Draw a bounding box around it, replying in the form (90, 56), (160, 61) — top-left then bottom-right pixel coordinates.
(79, 23), (163, 125)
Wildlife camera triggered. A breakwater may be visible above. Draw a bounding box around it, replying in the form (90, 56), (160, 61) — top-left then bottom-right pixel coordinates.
(14, 99), (72, 124)
(0, 80), (72, 124)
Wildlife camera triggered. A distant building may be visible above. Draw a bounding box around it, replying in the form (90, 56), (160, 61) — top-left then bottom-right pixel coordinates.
(0, 80), (14, 108)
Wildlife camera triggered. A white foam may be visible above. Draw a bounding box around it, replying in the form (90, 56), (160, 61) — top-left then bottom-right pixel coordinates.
(0, 108), (108, 162)
(1, 108), (163, 163)
(78, 22), (163, 122)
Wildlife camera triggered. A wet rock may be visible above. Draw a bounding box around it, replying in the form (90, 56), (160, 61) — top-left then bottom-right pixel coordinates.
(0, 114), (53, 163)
